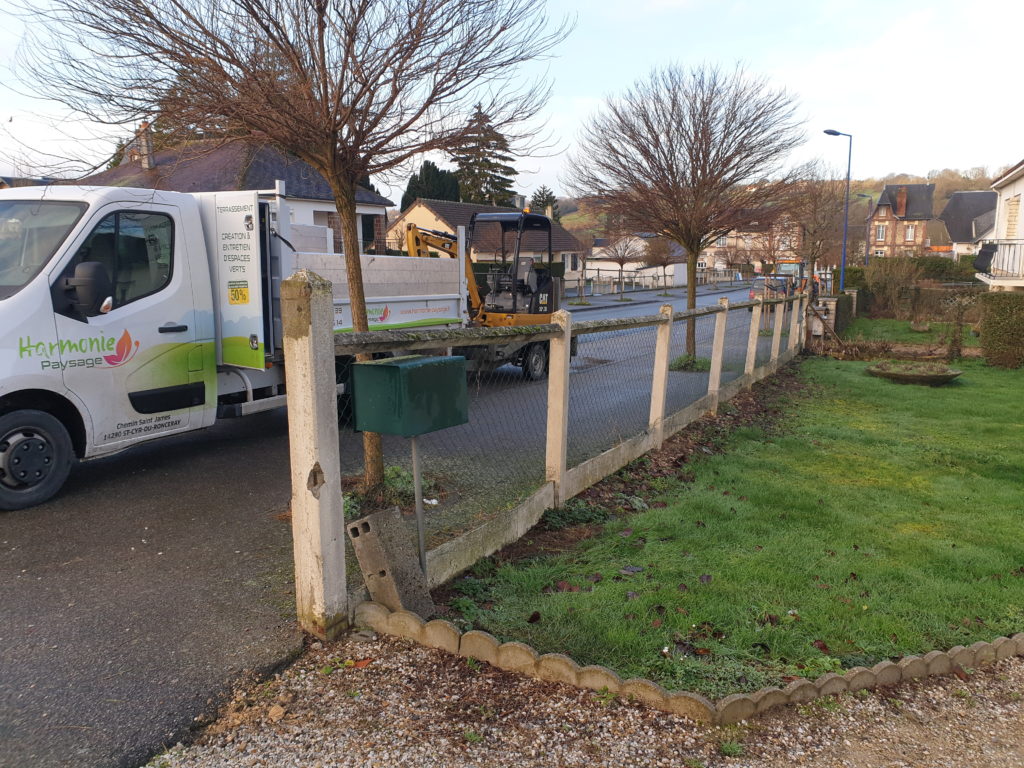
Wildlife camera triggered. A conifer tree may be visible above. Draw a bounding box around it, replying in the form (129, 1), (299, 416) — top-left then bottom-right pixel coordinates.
(451, 105), (517, 206)
(400, 160), (459, 210)
(529, 185), (560, 221)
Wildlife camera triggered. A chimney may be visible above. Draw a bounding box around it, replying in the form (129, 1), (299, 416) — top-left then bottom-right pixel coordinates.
(896, 186), (908, 218)
(137, 121), (154, 171)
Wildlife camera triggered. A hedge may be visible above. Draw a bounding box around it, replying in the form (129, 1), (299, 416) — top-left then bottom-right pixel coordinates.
(833, 293), (853, 335)
(979, 292), (1024, 368)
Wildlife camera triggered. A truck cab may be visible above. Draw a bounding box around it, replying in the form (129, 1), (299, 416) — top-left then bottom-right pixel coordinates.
(0, 186), (222, 509)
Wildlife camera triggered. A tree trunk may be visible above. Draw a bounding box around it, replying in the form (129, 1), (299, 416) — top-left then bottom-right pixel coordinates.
(686, 253), (698, 355)
(618, 267), (624, 297)
(330, 177), (385, 489)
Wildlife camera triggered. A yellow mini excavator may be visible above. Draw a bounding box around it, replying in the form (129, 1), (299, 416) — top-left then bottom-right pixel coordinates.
(405, 211), (570, 379)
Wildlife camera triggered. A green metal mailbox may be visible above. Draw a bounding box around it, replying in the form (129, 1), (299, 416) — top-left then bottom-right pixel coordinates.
(352, 355), (468, 437)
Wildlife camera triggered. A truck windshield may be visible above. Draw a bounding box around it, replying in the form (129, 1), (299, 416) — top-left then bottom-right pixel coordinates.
(0, 200), (87, 300)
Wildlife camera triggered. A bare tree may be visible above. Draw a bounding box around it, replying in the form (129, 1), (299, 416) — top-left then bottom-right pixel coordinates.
(789, 163), (845, 287)
(17, 0), (569, 488)
(642, 236), (681, 294)
(598, 235), (644, 298)
(566, 64), (803, 353)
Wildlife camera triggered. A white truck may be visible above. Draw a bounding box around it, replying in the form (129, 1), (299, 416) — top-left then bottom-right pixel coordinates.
(0, 183), (466, 510)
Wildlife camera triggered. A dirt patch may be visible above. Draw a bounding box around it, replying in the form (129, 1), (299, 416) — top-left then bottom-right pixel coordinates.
(813, 338), (983, 361)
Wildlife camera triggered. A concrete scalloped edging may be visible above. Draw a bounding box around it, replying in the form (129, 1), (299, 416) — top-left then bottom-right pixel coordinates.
(354, 601), (1024, 725)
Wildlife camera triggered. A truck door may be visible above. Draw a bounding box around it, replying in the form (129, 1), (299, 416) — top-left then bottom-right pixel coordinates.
(53, 205), (207, 450)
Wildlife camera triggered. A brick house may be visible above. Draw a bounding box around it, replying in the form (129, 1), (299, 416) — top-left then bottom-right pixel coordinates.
(867, 184), (934, 259)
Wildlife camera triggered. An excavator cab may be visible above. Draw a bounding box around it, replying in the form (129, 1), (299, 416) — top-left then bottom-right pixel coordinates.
(467, 211), (562, 318)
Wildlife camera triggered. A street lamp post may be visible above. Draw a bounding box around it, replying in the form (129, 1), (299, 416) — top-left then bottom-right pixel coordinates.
(824, 129), (852, 291)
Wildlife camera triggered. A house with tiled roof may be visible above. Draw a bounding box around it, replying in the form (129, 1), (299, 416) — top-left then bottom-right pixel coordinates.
(387, 198), (584, 278)
(866, 184), (934, 259)
(938, 190), (997, 261)
(80, 136), (393, 254)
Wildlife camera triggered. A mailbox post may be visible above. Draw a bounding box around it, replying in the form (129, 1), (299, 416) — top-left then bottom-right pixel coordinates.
(352, 355), (469, 572)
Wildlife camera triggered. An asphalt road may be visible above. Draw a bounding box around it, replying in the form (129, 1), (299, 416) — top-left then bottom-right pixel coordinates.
(0, 282), (757, 768)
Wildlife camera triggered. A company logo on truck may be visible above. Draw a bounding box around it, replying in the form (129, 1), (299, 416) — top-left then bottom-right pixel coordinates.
(18, 329), (141, 370)
(368, 305), (391, 324)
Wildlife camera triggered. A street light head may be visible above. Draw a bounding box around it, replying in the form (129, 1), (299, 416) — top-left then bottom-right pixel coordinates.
(823, 129), (842, 136)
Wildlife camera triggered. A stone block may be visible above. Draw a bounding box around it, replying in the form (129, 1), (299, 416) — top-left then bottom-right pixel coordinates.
(752, 687), (788, 714)
(347, 508), (434, 617)
(924, 650), (952, 676)
(783, 678), (817, 704)
(814, 672), (847, 696)
(843, 667), (876, 692)
(948, 645), (974, 669)
(535, 654), (580, 686)
(871, 661), (902, 687)
(970, 641), (996, 667)
(1013, 633), (1024, 655)
(620, 678), (669, 708)
(421, 619), (460, 655)
(577, 665), (622, 694)
(993, 636), (1018, 661)
(458, 630), (499, 665)
(664, 692), (715, 723)
(716, 693), (756, 724)
(353, 601), (390, 632)
(386, 610), (425, 642)
(496, 642), (539, 676)
(897, 656), (928, 680)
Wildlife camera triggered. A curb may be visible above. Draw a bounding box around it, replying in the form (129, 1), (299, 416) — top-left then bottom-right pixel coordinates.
(354, 601), (1024, 725)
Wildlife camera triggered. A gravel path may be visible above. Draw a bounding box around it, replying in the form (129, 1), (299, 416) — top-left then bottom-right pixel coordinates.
(148, 632), (1024, 768)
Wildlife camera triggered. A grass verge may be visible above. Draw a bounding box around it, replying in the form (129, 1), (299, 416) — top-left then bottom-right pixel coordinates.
(843, 317), (980, 348)
(440, 358), (1024, 699)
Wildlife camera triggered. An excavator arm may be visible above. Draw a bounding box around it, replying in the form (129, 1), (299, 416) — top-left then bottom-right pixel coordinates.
(405, 223), (487, 324)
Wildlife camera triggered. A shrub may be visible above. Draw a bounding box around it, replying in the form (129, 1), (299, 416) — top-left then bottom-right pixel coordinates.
(864, 259), (923, 318)
(911, 256), (979, 283)
(837, 266), (867, 290)
(979, 292), (1024, 368)
(833, 293), (853, 335)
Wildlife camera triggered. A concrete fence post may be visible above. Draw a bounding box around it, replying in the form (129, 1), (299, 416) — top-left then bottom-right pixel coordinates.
(281, 270), (347, 640)
(707, 297), (729, 412)
(770, 301), (784, 366)
(788, 295), (801, 352)
(798, 293), (810, 350)
(546, 309), (572, 506)
(744, 299), (763, 380)
(648, 304), (673, 448)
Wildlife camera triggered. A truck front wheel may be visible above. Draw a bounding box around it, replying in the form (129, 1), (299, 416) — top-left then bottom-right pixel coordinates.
(0, 410), (74, 511)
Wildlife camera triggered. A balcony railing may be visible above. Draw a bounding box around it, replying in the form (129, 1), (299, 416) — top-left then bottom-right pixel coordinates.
(978, 240), (1024, 279)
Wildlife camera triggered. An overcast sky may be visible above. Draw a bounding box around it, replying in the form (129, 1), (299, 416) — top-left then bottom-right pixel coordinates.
(1, 0), (1021, 201)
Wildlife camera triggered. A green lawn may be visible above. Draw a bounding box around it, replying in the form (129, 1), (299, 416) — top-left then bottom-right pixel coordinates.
(842, 317), (980, 347)
(448, 359), (1024, 698)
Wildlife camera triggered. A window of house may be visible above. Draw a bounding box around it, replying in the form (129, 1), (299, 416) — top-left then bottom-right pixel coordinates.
(905, 224), (915, 241)
(570, 254), (579, 272)
(70, 210), (174, 308)
(875, 224), (886, 242)
(715, 235), (727, 247)
(873, 249), (885, 258)
(876, 205), (888, 218)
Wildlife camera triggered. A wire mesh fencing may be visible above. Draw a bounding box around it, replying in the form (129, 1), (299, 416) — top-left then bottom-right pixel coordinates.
(664, 311), (718, 416)
(565, 319), (659, 467)
(336, 344), (550, 549)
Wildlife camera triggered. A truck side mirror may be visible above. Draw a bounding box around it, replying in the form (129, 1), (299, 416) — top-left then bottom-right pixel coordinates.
(65, 261), (114, 317)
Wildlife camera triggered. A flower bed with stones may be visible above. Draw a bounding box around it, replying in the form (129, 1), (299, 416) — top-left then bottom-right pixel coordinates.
(354, 601), (1024, 725)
